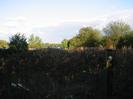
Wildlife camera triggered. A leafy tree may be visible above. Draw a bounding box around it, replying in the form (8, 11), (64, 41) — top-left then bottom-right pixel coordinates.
(79, 27), (102, 47)
(100, 36), (108, 47)
(127, 31), (133, 47)
(61, 39), (69, 48)
(9, 33), (28, 51)
(0, 40), (8, 48)
(28, 34), (44, 48)
(69, 36), (82, 48)
(117, 31), (133, 48)
(69, 27), (102, 48)
(100, 36), (114, 49)
(103, 21), (131, 47)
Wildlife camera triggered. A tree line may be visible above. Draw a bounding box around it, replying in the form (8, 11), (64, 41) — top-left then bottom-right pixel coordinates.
(0, 34), (60, 50)
(0, 21), (133, 50)
(61, 21), (133, 49)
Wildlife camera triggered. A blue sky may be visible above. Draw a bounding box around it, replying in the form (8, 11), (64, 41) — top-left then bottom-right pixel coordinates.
(0, 0), (133, 43)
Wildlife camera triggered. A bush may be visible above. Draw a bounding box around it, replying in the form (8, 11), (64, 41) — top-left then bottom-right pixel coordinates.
(9, 33), (28, 51)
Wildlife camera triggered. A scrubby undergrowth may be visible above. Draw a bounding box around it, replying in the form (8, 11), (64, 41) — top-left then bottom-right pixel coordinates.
(0, 48), (133, 99)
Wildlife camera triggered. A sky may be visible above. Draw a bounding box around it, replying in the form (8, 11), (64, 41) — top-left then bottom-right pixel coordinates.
(0, 0), (133, 43)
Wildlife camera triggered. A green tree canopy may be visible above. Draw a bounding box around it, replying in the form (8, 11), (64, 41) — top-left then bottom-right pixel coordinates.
(28, 34), (44, 48)
(61, 39), (69, 48)
(69, 27), (102, 48)
(117, 31), (133, 48)
(9, 33), (28, 51)
(103, 21), (132, 47)
(69, 36), (81, 48)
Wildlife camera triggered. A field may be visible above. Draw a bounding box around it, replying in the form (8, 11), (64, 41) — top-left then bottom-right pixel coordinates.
(0, 48), (133, 99)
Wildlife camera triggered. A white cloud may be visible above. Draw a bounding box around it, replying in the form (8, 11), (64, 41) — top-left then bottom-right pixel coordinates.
(0, 16), (34, 38)
(0, 9), (133, 42)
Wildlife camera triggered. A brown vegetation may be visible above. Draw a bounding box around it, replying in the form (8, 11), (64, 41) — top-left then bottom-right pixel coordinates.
(0, 48), (133, 99)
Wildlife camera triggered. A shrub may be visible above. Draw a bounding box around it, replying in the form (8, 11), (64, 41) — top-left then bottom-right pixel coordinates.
(9, 33), (28, 51)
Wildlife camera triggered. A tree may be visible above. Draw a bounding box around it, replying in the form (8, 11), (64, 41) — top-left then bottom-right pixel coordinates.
(103, 21), (132, 47)
(69, 36), (82, 48)
(61, 39), (69, 48)
(28, 34), (44, 48)
(9, 33), (28, 51)
(117, 31), (133, 48)
(79, 27), (102, 47)
(0, 40), (8, 48)
(100, 36), (108, 47)
(69, 27), (102, 48)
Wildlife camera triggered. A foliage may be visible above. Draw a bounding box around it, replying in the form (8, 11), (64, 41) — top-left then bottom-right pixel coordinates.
(117, 31), (133, 48)
(100, 36), (114, 49)
(0, 40), (8, 48)
(61, 39), (69, 48)
(9, 33), (28, 51)
(103, 21), (132, 47)
(69, 36), (82, 48)
(28, 34), (44, 48)
(68, 27), (102, 48)
(100, 36), (108, 47)
(68, 21), (133, 49)
(79, 27), (102, 46)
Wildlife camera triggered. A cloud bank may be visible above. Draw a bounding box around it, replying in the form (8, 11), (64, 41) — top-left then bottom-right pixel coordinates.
(0, 9), (133, 43)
